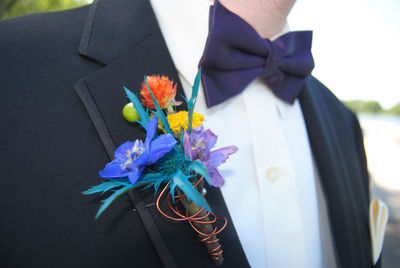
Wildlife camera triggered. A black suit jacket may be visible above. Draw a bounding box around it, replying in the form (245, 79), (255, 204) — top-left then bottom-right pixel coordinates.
(0, 0), (378, 267)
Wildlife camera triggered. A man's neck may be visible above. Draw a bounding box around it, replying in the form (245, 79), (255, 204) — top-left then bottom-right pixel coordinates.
(218, 0), (295, 38)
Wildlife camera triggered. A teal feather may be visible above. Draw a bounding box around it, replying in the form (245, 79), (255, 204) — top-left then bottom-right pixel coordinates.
(186, 69), (201, 134)
(139, 172), (169, 193)
(141, 172), (166, 182)
(180, 126), (185, 150)
(95, 185), (135, 220)
(136, 120), (147, 129)
(189, 160), (211, 185)
(170, 170), (212, 213)
(153, 176), (170, 195)
(191, 68), (201, 104)
(82, 181), (126, 195)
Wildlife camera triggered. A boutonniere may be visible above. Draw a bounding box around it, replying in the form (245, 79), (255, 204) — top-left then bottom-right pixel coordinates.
(83, 70), (237, 265)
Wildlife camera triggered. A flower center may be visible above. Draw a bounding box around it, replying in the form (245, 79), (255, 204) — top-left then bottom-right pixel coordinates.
(131, 140), (145, 159)
(121, 140), (145, 169)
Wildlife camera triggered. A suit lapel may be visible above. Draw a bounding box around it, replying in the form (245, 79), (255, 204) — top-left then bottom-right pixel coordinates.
(74, 0), (249, 266)
(299, 76), (372, 267)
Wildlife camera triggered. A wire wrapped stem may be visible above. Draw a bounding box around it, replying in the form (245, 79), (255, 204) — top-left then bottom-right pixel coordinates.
(156, 177), (226, 266)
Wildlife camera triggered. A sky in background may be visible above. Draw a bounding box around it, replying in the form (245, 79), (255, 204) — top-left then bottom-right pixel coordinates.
(288, 0), (400, 108)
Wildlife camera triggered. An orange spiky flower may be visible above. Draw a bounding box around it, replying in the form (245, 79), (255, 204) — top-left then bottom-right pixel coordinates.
(140, 75), (177, 109)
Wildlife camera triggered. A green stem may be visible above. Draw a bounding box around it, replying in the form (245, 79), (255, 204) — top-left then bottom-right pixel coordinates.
(166, 103), (175, 115)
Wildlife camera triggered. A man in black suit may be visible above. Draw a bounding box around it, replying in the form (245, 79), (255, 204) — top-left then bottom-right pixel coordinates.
(0, 0), (378, 267)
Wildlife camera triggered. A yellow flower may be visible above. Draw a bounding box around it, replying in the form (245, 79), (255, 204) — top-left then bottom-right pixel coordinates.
(166, 111), (204, 134)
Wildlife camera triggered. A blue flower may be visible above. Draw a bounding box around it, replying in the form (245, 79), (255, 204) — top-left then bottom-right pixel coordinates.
(99, 116), (177, 184)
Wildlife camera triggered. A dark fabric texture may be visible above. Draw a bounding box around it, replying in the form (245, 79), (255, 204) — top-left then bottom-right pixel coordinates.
(0, 0), (377, 267)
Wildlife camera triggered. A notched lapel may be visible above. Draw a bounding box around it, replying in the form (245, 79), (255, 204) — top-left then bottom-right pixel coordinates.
(76, 31), (187, 149)
(78, 0), (160, 65)
(300, 76), (372, 267)
(75, 30), (183, 268)
(74, 0), (249, 266)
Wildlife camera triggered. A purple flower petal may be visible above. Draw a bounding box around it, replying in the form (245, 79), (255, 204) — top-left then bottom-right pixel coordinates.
(148, 134), (177, 164)
(184, 126), (238, 188)
(208, 166), (225, 187)
(201, 129), (218, 149)
(189, 125), (204, 144)
(209, 145), (238, 167)
(183, 132), (192, 159)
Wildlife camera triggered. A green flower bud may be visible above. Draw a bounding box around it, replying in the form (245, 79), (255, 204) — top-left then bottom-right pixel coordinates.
(122, 103), (140, 122)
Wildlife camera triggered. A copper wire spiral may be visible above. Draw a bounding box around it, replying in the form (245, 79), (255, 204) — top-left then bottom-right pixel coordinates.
(156, 177), (227, 264)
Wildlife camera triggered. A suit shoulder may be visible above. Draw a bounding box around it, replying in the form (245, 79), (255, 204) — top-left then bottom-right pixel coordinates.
(0, 4), (90, 28)
(0, 5), (90, 51)
(0, 5), (92, 80)
(305, 75), (356, 120)
(303, 75), (363, 148)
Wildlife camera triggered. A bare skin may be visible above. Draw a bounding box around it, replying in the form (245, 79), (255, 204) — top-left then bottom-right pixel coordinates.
(218, 0), (296, 38)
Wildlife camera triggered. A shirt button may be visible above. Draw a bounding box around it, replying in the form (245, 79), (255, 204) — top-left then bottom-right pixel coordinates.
(267, 167), (279, 183)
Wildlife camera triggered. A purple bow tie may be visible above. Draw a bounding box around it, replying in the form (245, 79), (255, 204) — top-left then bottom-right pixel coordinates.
(199, 0), (315, 107)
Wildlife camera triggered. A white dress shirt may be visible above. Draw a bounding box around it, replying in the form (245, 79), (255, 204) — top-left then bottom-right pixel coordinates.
(149, 0), (337, 267)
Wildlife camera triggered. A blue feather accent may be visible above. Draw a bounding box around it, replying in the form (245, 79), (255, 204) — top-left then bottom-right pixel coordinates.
(143, 77), (173, 135)
(82, 181), (126, 195)
(136, 120), (147, 129)
(141, 172), (166, 182)
(186, 69), (201, 134)
(191, 69), (201, 104)
(180, 126), (185, 150)
(170, 170), (212, 213)
(153, 176), (170, 194)
(139, 172), (169, 193)
(189, 160), (211, 185)
(95, 185), (135, 220)
(123, 86), (150, 128)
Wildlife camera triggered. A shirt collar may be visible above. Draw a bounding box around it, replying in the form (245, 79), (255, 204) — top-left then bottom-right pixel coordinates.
(149, 0), (213, 86)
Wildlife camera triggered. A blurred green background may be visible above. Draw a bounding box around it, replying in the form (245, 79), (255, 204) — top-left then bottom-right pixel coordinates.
(0, 0), (88, 20)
